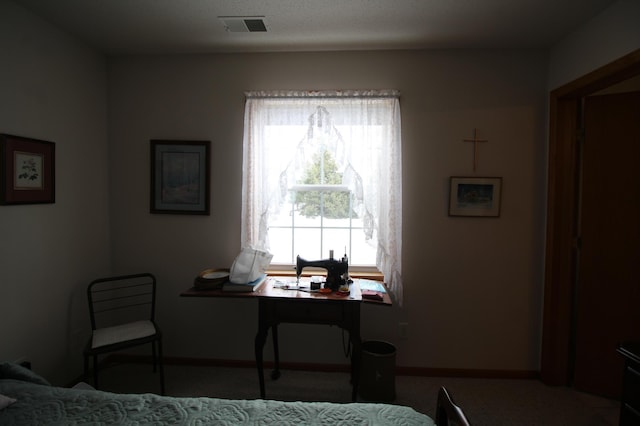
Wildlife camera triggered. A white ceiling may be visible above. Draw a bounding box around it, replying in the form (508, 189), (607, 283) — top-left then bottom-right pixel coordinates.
(13, 0), (616, 55)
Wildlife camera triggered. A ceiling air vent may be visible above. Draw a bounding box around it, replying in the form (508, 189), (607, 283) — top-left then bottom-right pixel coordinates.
(220, 16), (268, 33)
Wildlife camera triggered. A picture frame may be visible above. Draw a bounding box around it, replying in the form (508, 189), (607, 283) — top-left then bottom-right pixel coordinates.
(150, 140), (210, 215)
(448, 176), (502, 217)
(0, 133), (55, 205)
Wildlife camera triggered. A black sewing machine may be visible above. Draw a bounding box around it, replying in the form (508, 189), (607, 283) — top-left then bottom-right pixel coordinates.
(296, 251), (349, 291)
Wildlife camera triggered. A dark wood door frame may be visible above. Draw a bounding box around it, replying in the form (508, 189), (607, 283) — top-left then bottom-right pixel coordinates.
(541, 48), (640, 385)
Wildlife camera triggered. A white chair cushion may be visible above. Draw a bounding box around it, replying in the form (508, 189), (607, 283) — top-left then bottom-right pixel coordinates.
(92, 320), (156, 349)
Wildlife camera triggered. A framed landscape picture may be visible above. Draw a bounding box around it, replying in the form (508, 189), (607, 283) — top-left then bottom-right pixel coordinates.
(150, 140), (210, 215)
(0, 133), (55, 205)
(448, 176), (502, 217)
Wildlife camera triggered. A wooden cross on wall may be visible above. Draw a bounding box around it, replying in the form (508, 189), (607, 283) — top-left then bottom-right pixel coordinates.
(463, 128), (488, 172)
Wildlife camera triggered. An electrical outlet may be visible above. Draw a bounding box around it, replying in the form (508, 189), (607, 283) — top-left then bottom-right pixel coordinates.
(398, 322), (408, 340)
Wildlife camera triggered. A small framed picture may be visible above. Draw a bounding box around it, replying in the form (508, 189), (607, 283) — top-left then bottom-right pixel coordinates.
(150, 140), (210, 215)
(449, 176), (502, 217)
(0, 133), (55, 205)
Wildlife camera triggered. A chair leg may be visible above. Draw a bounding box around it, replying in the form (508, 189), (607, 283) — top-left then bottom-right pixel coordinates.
(157, 339), (165, 395)
(152, 341), (157, 373)
(92, 355), (99, 389)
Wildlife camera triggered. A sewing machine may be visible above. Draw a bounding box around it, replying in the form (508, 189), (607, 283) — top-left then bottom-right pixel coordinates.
(296, 251), (349, 291)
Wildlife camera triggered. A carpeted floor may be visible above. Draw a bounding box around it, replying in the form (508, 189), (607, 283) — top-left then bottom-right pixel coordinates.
(92, 362), (620, 426)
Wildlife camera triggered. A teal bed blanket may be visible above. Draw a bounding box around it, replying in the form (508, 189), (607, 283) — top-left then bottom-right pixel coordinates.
(0, 363), (433, 425)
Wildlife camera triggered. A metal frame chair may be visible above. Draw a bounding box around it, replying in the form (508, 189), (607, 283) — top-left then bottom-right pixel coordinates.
(436, 386), (470, 426)
(83, 273), (165, 394)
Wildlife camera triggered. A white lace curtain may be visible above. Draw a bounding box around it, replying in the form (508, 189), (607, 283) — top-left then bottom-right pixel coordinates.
(241, 90), (403, 304)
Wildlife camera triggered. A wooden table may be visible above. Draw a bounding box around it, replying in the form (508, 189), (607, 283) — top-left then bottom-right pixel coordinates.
(181, 277), (391, 401)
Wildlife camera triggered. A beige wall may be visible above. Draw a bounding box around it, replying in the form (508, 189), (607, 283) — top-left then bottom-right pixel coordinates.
(548, 0), (640, 89)
(108, 49), (549, 371)
(0, 0), (110, 384)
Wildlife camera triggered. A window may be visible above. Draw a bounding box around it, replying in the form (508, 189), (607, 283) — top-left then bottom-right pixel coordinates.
(241, 90), (402, 302)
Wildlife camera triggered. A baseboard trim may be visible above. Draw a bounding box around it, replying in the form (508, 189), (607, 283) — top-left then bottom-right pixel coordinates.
(107, 354), (540, 380)
(396, 366), (540, 380)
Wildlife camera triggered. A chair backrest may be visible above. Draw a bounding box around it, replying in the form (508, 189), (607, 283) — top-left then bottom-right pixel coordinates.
(435, 386), (471, 426)
(87, 273), (157, 330)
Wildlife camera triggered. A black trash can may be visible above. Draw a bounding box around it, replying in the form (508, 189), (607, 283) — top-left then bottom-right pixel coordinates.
(359, 340), (396, 401)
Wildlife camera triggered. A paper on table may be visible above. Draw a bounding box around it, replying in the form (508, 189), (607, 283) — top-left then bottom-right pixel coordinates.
(359, 279), (386, 293)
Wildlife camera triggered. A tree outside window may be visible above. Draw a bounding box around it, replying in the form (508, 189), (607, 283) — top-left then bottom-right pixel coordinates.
(294, 150), (356, 220)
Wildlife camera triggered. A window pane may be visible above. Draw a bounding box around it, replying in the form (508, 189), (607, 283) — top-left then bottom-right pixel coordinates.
(295, 190), (352, 222)
(294, 211), (322, 227)
(269, 203), (294, 227)
(294, 228), (322, 260)
(272, 172), (374, 265)
(269, 227), (293, 264)
(350, 236), (376, 265)
(323, 228), (351, 259)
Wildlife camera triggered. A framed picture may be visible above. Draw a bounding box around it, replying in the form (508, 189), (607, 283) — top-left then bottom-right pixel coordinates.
(150, 140), (210, 215)
(449, 176), (502, 217)
(0, 133), (55, 205)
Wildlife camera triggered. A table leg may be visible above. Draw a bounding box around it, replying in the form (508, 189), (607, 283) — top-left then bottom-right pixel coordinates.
(255, 301), (269, 399)
(271, 324), (281, 380)
(351, 334), (362, 401)
(350, 305), (362, 401)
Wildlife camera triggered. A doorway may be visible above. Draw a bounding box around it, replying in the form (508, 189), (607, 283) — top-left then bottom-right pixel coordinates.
(540, 49), (640, 395)
(572, 91), (640, 398)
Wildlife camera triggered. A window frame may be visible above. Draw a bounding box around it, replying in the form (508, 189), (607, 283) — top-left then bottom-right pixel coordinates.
(241, 90), (403, 302)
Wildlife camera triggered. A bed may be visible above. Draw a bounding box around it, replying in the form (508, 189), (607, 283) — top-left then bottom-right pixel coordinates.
(0, 363), (434, 425)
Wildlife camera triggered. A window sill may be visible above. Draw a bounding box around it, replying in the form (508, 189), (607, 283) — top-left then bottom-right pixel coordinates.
(266, 268), (384, 282)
